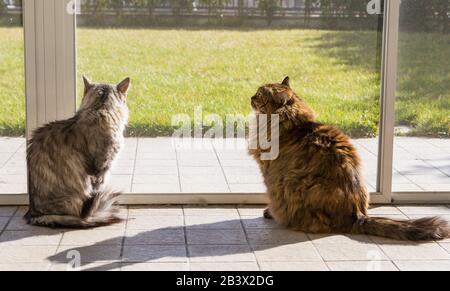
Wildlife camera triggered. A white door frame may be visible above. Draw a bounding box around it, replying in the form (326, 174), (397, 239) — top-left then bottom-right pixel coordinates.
(23, 0), (76, 136)
(1, 0), (448, 205)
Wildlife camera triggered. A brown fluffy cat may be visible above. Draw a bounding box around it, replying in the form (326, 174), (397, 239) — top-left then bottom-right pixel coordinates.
(25, 77), (130, 228)
(249, 77), (449, 241)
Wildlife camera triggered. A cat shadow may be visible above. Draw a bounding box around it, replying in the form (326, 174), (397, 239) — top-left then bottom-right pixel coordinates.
(44, 217), (315, 271)
(41, 216), (419, 271)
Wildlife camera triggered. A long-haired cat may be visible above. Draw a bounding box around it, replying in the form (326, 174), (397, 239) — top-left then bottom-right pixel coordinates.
(25, 76), (131, 228)
(249, 77), (449, 241)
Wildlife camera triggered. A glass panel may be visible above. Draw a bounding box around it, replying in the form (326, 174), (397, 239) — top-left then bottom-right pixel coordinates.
(393, 0), (450, 192)
(76, 1), (383, 194)
(0, 1), (26, 194)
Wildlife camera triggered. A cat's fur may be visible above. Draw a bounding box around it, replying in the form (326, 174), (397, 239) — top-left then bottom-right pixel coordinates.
(249, 77), (449, 241)
(25, 76), (131, 229)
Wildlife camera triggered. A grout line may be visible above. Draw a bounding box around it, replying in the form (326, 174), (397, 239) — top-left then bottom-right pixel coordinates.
(0, 206), (19, 236)
(237, 206), (261, 271)
(129, 138), (139, 193)
(422, 138), (446, 151)
(422, 159), (450, 178)
(181, 206), (191, 271)
(305, 233), (330, 270)
(213, 141), (232, 193)
(393, 171), (426, 191)
(119, 206), (130, 266)
(175, 143), (183, 193)
(0, 140), (26, 169)
(50, 216), (67, 271)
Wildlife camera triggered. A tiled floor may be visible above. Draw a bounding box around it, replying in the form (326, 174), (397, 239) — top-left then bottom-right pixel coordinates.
(0, 137), (449, 194)
(0, 205), (449, 271)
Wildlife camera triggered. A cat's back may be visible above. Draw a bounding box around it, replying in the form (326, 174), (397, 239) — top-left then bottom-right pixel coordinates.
(279, 122), (361, 170)
(27, 116), (81, 158)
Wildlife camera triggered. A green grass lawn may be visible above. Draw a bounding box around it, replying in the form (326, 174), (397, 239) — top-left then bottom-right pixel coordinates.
(1, 27), (449, 137)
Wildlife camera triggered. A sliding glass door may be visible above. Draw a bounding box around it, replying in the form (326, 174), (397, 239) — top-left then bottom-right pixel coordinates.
(1, 0), (447, 204)
(0, 2), (27, 198)
(75, 0), (384, 199)
(392, 0), (450, 194)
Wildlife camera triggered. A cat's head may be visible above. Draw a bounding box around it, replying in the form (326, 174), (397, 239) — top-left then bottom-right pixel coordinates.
(80, 76), (131, 110)
(251, 77), (315, 122)
(250, 77), (296, 114)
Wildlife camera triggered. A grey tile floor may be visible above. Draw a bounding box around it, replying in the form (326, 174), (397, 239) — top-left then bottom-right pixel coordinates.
(0, 205), (449, 271)
(0, 137), (449, 194)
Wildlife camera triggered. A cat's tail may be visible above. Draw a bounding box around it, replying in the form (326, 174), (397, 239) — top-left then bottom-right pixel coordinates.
(352, 216), (450, 241)
(26, 191), (123, 229)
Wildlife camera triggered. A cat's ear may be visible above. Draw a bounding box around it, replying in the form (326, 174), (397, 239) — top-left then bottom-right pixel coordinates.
(83, 76), (94, 95)
(282, 76), (290, 87)
(117, 77), (131, 96)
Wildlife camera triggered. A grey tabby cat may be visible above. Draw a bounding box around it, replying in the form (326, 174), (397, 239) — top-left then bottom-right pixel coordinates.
(25, 76), (131, 228)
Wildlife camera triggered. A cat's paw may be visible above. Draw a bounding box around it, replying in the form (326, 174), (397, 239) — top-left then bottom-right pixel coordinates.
(91, 176), (104, 190)
(263, 208), (273, 220)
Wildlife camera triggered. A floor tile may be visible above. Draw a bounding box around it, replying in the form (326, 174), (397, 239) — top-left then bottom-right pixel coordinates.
(185, 216), (242, 229)
(110, 160), (134, 175)
(186, 229), (247, 245)
(133, 166), (178, 175)
(177, 153), (218, 160)
(107, 175), (132, 192)
(126, 215), (184, 230)
(252, 243), (322, 262)
(0, 183), (27, 193)
(241, 216), (282, 229)
(121, 262), (189, 271)
(179, 159), (220, 167)
(188, 245), (255, 262)
(327, 261), (398, 271)
(394, 260), (450, 271)
(132, 183), (181, 193)
(0, 230), (63, 246)
(0, 175), (27, 184)
(246, 229), (308, 245)
(229, 183), (266, 193)
(438, 243), (450, 253)
(368, 206), (403, 215)
(237, 206), (266, 216)
(179, 167), (223, 179)
(314, 242), (388, 261)
(128, 206), (183, 216)
(308, 234), (373, 244)
(180, 175), (227, 185)
(135, 159), (177, 167)
(125, 228), (185, 245)
(377, 242), (450, 260)
(392, 184), (423, 192)
(397, 206), (450, 215)
(133, 174), (179, 184)
(60, 230), (124, 246)
(225, 174), (264, 184)
(0, 263), (50, 271)
(259, 261), (328, 271)
(0, 217), (10, 230)
(50, 261), (121, 271)
(6, 217), (43, 231)
(122, 245), (187, 263)
(181, 183), (230, 193)
(0, 245), (58, 263)
(190, 262), (259, 271)
(135, 153), (176, 160)
(183, 207), (239, 216)
(52, 245), (122, 263)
